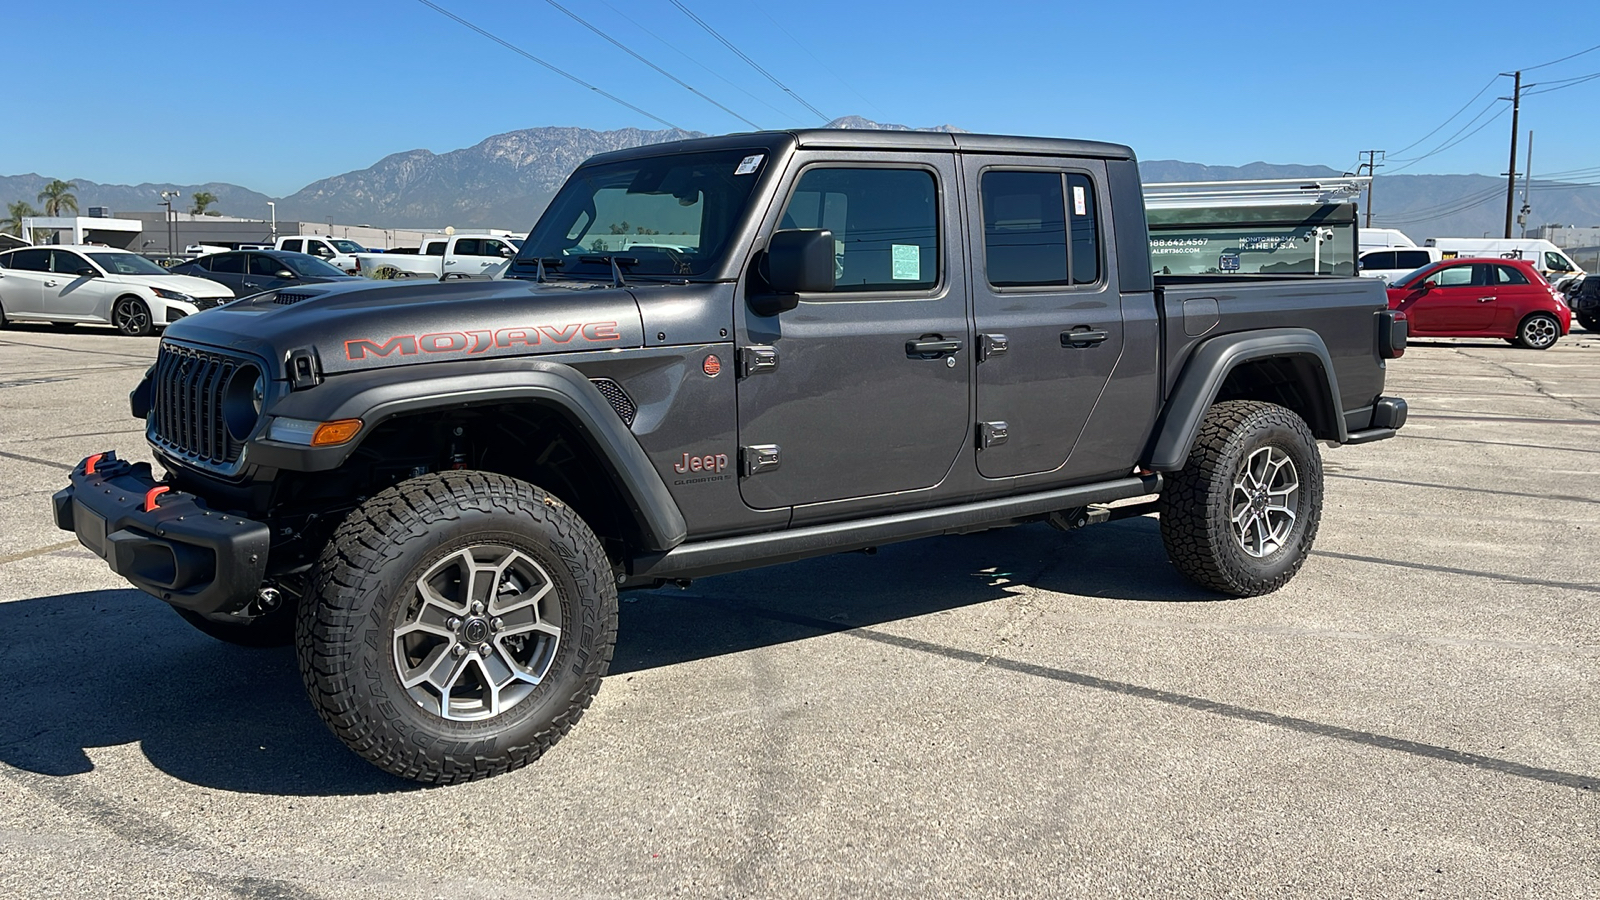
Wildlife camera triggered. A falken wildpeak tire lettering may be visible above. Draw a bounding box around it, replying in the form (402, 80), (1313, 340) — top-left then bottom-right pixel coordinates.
(1156, 400), (1324, 597)
(295, 471), (618, 784)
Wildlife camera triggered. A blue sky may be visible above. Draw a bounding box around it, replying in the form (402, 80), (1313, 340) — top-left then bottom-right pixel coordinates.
(7, 1), (1598, 196)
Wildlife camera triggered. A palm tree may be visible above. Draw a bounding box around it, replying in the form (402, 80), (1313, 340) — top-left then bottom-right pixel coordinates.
(37, 180), (79, 217)
(4, 200), (37, 237)
(190, 191), (217, 215)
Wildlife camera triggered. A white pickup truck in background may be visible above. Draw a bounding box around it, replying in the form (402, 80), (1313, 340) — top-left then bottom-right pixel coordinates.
(275, 235), (367, 273)
(352, 234), (522, 280)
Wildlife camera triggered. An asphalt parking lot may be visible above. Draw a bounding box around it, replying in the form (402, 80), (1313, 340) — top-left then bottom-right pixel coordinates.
(0, 322), (1597, 899)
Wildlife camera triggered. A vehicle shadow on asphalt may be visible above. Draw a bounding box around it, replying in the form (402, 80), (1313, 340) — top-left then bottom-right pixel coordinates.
(611, 518), (1221, 675)
(0, 520), (1211, 795)
(0, 588), (410, 797)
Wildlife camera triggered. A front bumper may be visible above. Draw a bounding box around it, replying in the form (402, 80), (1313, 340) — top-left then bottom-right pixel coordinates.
(51, 452), (270, 614)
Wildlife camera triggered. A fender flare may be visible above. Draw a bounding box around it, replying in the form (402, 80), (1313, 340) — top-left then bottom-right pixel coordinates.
(1143, 328), (1346, 473)
(251, 357), (688, 551)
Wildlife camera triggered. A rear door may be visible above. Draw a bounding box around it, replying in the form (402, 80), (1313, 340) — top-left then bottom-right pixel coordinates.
(204, 252), (248, 296)
(962, 157), (1124, 480)
(735, 152), (970, 509)
(0, 248), (51, 315)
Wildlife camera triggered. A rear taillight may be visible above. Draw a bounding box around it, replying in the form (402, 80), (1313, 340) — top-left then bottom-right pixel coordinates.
(1379, 310), (1407, 359)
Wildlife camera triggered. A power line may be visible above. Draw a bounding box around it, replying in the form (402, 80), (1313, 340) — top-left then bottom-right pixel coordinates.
(667, 0), (830, 123)
(755, 8), (887, 121)
(1388, 76), (1499, 158)
(1521, 40), (1600, 72)
(1386, 104), (1508, 174)
(541, 0), (762, 130)
(595, 0), (795, 122)
(413, 0), (683, 130)
(1525, 70), (1600, 96)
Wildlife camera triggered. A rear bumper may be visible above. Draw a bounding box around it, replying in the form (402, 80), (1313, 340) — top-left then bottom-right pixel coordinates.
(1344, 395), (1408, 445)
(51, 452), (269, 614)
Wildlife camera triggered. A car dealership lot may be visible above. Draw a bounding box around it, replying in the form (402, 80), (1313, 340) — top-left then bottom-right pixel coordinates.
(0, 324), (1597, 899)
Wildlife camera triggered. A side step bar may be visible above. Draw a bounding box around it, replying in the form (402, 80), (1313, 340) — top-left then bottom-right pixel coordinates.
(628, 474), (1162, 583)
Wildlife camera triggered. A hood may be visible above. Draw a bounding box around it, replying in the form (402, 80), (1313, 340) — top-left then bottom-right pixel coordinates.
(114, 272), (234, 299)
(159, 277), (646, 378)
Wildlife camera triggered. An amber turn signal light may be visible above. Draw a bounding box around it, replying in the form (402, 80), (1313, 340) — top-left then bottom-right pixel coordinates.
(310, 419), (363, 446)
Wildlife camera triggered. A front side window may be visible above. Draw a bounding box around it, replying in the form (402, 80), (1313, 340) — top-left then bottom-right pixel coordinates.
(281, 253), (346, 277)
(1436, 265), (1473, 287)
(481, 239), (511, 257)
(50, 250), (91, 274)
(779, 167), (938, 292)
(249, 254), (286, 276)
(1545, 252), (1575, 273)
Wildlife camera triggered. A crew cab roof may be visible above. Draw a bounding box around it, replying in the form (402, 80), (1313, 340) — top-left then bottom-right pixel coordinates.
(582, 129), (1137, 168)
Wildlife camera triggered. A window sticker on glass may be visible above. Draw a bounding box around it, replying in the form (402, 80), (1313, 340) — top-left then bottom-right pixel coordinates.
(891, 244), (921, 280)
(1072, 185), (1087, 217)
(734, 154), (764, 176)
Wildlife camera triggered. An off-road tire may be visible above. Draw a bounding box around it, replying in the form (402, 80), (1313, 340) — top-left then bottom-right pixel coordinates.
(1157, 400), (1324, 597)
(112, 296), (154, 337)
(296, 471), (617, 784)
(1516, 312), (1560, 350)
(175, 601), (297, 648)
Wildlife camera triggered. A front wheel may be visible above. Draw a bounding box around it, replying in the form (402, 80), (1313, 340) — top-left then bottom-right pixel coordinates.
(297, 471), (618, 784)
(1157, 400), (1324, 597)
(112, 296), (154, 336)
(1516, 313), (1561, 350)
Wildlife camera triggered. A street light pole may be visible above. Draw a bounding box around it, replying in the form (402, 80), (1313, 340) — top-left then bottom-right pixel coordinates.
(159, 190), (181, 258)
(267, 201), (277, 241)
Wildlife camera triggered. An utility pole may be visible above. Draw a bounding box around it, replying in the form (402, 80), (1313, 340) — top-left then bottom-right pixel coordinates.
(1518, 131), (1534, 238)
(1502, 70), (1521, 239)
(1358, 150), (1385, 228)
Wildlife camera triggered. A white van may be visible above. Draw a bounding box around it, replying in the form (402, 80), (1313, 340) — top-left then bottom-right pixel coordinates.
(1358, 247), (1446, 283)
(1423, 237), (1586, 288)
(1359, 227), (1417, 252)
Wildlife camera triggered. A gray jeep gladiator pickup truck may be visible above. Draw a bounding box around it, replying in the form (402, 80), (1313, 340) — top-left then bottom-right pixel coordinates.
(53, 130), (1408, 783)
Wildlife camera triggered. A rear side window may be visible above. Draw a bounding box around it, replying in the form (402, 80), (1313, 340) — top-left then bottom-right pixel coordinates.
(280, 239), (303, 253)
(981, 171), (1066, 286)
(779, 167), (938, 292)
(1436, 265), (1473, 287)
(5, 249), (49, 271)
(453, 238), (481, 256)
(1394, 250), (1433, 270)
(1495, 265), (1530, 285)
(209, 253), (245, 274)
(1067, 173), (1100, 284)
(1361, 251), (1394, 270)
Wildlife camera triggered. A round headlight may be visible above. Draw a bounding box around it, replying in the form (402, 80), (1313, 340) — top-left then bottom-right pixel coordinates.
(223, 365), (266, 440)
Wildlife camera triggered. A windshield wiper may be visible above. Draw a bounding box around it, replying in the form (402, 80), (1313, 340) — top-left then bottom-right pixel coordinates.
(579, 255), (639, 288)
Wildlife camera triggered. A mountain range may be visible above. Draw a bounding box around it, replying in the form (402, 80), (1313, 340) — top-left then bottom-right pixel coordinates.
(5, 117), (1597, 243)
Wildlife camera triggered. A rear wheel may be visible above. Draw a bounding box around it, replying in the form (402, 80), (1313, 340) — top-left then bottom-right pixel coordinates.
(1516, 312), (1560, 350)
(297, 471), (617, 784)
(112, 296), (154, 336)
(1157, 400), (1324, 597)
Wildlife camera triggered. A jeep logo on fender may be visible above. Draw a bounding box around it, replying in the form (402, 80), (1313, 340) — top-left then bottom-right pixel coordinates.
(345, 322), (621, 360)
(673, 452), (728, 475)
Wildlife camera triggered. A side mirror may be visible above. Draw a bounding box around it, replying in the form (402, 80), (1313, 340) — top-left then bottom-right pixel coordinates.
(76, 267), (98, 277)
(1421, 280), (1437, 292)
(275, 269), (296, 279)
(767, 229), (834, 294)
(499, 247), (515, 258)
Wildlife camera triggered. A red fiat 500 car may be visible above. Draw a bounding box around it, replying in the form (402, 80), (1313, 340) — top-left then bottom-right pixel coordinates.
(1386, 257), (1571, 349)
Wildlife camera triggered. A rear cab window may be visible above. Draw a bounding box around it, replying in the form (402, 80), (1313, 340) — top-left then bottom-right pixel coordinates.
(978, 169), (1102, 288)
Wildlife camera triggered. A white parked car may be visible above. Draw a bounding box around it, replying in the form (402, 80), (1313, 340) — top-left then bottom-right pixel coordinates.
(0, 245), (232, 336)
(352, 234), (522, 280)
(1358, 247), (1447, 283)
(275, 235), (367, 273)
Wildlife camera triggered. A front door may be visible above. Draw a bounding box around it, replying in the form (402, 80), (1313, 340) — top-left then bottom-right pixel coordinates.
(735, 152), (971, 509)
(48, 250), (115, 320)
(1403, 262), (1495, 333)
(962, 157), (1125, 479)
(243, 253), (296, 295)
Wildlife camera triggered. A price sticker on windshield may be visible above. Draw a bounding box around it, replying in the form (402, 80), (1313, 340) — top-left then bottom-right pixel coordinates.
(734, 154), (764, 176)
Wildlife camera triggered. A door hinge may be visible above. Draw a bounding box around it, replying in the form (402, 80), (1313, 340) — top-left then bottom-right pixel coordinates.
(977, 421), (1009, 449)
(740, 444), (781, 476)
(978, 333), (1009, 362)
(740, 345), (779, 377)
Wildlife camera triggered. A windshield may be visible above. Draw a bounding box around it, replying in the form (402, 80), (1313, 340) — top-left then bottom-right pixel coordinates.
(513, 148), (768, 280)
(330, 239), (364, 253)
(88, 253), (169, 276)
(282, 253), (349, 278)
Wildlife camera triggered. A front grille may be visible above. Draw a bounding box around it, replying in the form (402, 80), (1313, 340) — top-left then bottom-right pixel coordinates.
(590, 378), (636, 426)
(150, 342), (249, 467)
(192, 296), (222, 311)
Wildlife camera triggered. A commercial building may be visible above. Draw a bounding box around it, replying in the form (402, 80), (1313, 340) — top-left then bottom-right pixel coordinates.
(21, 210), (518, 255)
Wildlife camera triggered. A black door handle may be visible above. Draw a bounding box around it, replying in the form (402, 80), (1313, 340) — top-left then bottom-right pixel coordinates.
(907, 338), (961, 357)
(1062, 329), (1108, 347)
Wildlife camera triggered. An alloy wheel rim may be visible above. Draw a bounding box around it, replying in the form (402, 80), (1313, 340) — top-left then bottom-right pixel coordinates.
(1526, 317), (1557, 347)
(115, 300), (148, 334)
(1230, 446), (1299, 558)
(393, 545), (562, 722)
